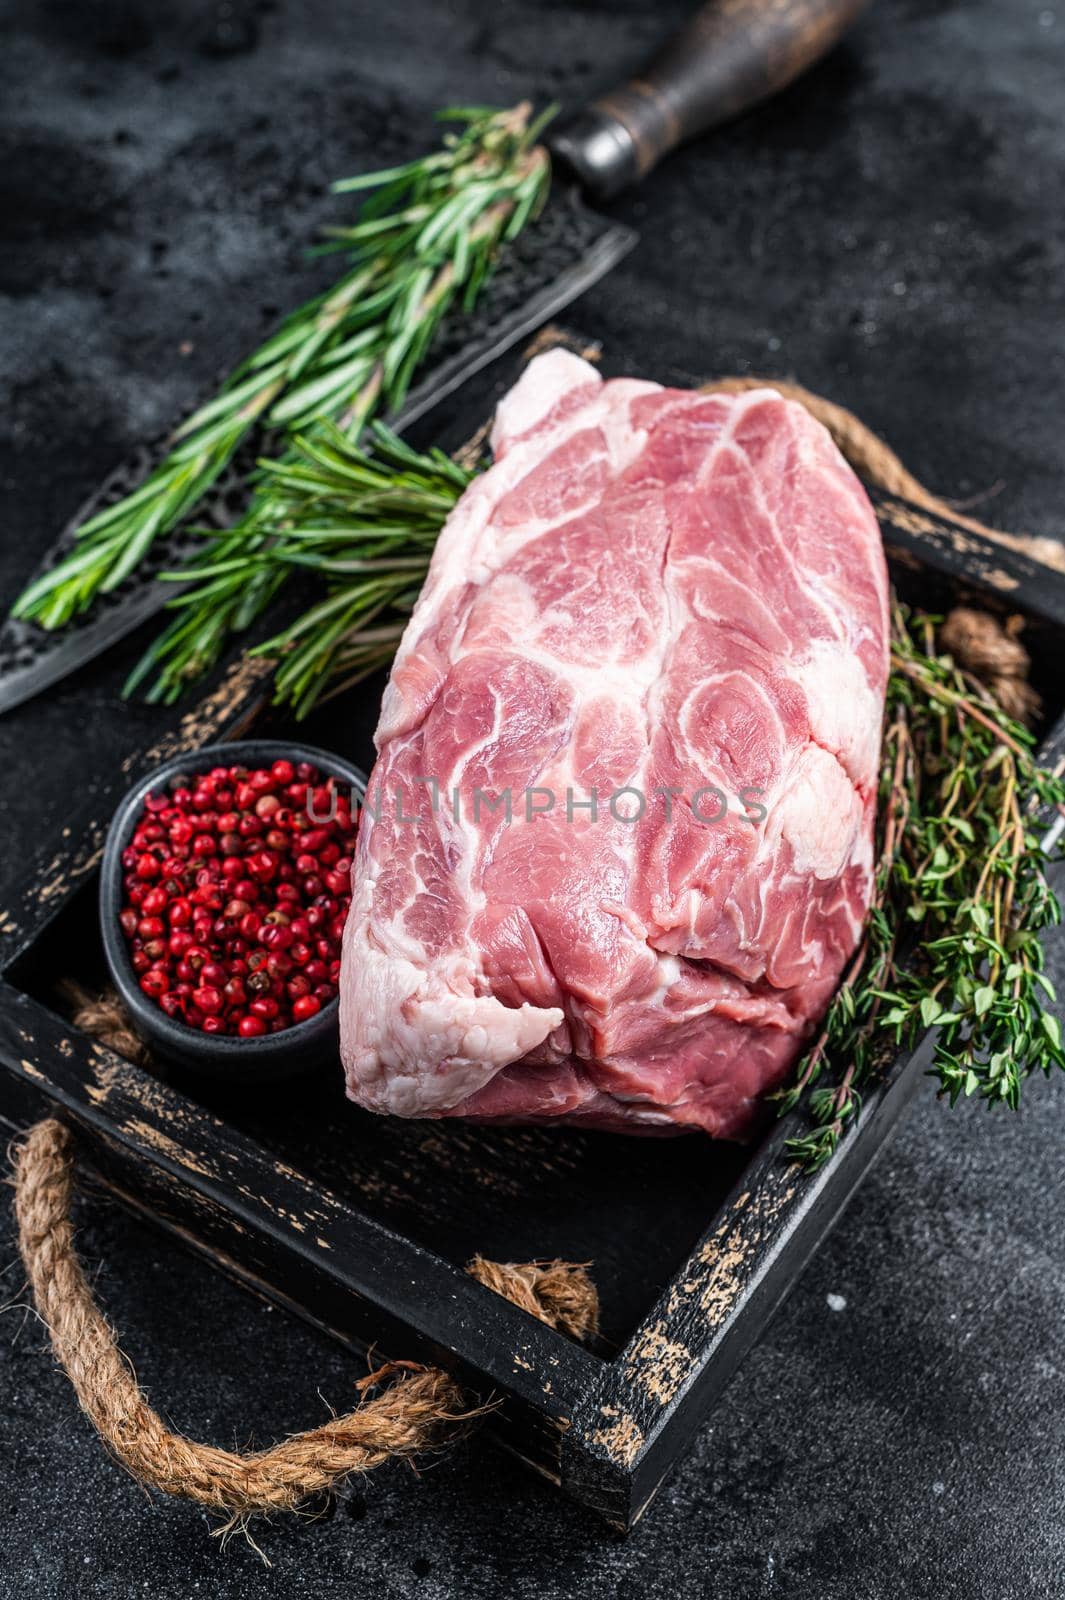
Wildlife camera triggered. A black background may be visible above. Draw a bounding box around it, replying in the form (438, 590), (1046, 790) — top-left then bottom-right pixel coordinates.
(2, 2), (1065, 1595)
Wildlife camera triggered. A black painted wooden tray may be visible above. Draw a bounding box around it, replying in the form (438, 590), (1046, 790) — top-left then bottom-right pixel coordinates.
(3, 335), (1065, 1530)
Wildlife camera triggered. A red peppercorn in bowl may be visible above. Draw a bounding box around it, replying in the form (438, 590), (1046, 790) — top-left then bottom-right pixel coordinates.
(100, 741), (366, 1079)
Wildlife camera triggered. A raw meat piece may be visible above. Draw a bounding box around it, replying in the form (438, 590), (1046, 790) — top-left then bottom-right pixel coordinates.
(339, 351), (889, 1138)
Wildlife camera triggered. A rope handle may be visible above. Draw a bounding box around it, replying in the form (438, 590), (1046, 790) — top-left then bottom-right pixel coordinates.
(12, 1119), (598, 1524)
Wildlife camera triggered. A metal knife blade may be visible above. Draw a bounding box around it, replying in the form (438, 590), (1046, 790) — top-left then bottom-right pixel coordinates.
(0, 195), (634, 714)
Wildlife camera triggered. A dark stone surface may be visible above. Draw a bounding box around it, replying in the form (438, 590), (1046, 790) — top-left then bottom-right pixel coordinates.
(1, 1), (1064, 1594)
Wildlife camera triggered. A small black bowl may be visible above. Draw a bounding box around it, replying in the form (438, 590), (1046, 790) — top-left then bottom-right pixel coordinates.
(100, 739), (366, 1082)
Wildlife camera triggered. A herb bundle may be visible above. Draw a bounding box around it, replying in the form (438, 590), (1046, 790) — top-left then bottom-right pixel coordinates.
(11, 103), (551, 634)
(780, 602), (1065, 1169)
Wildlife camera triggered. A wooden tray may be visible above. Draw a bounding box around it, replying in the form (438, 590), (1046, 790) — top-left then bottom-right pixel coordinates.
(3, 335), (1065, 1530)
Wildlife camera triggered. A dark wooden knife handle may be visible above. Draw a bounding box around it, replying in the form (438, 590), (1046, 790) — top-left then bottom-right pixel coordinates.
(549, 0), (869, 198)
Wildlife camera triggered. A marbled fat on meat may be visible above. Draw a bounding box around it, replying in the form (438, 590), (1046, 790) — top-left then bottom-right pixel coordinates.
(339, 351), (889, 1137)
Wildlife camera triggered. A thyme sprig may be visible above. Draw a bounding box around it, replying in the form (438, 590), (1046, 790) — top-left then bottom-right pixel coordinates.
(12, 103), (551, 631)
(782, 602), (1065, 1169)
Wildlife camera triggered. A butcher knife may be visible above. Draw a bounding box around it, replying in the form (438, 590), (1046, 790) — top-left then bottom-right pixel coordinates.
(0, 0), (868, 713)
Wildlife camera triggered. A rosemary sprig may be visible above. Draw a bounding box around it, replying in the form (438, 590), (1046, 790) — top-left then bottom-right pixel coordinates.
(12, 103), (551, 632)
(123, 421), (474, 713)
(250, 424), (474, 715)
(781, 602), (1065, 1169)
(125, 106), (549, 702)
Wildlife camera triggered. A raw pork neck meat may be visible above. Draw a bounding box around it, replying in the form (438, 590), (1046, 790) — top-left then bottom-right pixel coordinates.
(340, 351), (889, 1137)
